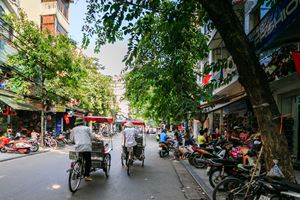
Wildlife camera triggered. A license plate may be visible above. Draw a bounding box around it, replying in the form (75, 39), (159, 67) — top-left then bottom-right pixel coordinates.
(259, 195), (270, 200)
(206, 166), (211, 173)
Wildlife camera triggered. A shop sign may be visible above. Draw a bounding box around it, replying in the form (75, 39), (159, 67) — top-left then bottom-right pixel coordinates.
(52, 105), (66, 112)
(248, 0), (300, 51)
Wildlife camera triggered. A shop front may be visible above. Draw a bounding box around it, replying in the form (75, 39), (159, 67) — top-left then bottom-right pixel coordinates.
(203, 96), (258, 134)
(0, 91), (41, 135)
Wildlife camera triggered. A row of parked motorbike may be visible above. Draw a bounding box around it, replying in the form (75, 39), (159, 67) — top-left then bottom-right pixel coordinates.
(158, 137), (300, 199)
(0, 132), (72, 154)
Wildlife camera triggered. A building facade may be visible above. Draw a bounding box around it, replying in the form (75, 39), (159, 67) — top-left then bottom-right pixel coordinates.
(199, 0), (300, 159)
(19, 0), (73, 34)
(112, 75), (129, 118)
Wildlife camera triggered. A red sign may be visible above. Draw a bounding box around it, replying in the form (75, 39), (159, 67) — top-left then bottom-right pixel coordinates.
(292, 51), (300, 77)
(202, 74), (212, 85)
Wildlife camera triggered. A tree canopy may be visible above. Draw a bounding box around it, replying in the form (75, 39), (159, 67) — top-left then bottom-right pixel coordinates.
(83, 0), (234, 123)
(2, 12), (116, 115)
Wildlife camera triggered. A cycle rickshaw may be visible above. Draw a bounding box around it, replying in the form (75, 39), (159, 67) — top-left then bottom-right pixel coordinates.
(68, 116), (114, 193)
(121, 120), (146, 176)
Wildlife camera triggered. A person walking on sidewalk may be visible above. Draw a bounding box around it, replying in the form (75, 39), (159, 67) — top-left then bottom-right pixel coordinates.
(71, 118), (100, 182)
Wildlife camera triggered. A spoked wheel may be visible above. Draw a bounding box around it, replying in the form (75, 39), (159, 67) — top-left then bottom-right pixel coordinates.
(49, 138), (58, 149)
(127, 158), (131, 176)
(126, 153), (133, 176)
(68, 161), (82, 193)
(30, 143), (39, 152)
(209, 168), (229, 188)
(121, 154), (124, 166)
(212, 177), (245, 200)
(103, 154), (111, 178)
(193, 153), (206, 169)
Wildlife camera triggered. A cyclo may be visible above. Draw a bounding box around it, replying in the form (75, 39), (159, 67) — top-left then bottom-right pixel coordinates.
(121, 120), (146, 176)
(67, 116), (113, 193)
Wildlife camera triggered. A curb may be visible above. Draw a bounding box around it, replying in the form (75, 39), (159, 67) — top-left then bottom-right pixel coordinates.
(172, 160), (209, 200)
(0, 149), (51, 162)
(181, 161), (213, 200)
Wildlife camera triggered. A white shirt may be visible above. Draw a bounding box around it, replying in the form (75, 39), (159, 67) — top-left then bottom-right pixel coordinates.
(71, 125), (94, 152)
(123, 127), (139, 147)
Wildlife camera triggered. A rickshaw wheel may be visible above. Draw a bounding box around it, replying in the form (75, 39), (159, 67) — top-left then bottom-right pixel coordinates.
(141, 158), (144, 167)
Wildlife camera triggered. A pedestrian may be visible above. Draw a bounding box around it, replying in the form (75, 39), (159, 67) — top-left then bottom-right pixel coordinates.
(197, 129), (207, 147)
(70, 118), (100, 182)
(5, 128), (13, 138)
(184, 129), (192, 146)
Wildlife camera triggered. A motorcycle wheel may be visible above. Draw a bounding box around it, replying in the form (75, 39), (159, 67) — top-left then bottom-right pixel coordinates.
(188, 154), (195, 166)
(193, 153), (206, 169)
(209, 168), (229, 188)
(213, 177), (245, 200)
(31, 143), (39, 152)
(0, 148), (7, 153)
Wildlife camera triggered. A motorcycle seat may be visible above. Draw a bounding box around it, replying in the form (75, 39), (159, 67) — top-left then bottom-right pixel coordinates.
(267, 177), (300, 193)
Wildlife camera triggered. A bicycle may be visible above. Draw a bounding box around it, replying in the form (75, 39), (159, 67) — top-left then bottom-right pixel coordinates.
(43, 135), (58, 149)
(67, 152), (85, 193)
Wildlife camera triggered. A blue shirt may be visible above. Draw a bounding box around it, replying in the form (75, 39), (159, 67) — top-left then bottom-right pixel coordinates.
(159, 132), (168, 143)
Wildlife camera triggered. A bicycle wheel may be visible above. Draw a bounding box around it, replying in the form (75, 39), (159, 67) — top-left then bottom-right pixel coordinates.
(121, 154), (124, 166)
(127, 158), (131, 176)
(68, 161), (82, 193)
(49, 138), (58, 149)
(213, 177), (245, 200)
(103, 154), (111, 178)
(209, 168), (229, 188)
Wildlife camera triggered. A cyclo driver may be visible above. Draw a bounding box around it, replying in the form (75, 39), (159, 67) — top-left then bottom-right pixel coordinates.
(122, 121), (139, 159)
(70, 118), (101, 182)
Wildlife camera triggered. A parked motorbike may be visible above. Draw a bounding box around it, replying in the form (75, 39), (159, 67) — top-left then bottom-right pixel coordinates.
(158, 141), (174, 157)
(0, 137), (31, 154)
(24, 138), (39, 152)
(191, 141), (228, 168)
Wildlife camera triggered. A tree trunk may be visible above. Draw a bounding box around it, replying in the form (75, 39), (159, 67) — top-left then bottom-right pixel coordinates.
(200, 0), (295, 180)
(40, 108), (45, 147)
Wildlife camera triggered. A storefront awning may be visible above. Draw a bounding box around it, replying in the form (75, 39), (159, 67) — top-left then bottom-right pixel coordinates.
(0, 95), (40, 111)
(199, 91), (246, 113)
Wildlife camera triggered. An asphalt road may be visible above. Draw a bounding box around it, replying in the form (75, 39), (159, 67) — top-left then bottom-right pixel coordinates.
(0, 134), (203, 200)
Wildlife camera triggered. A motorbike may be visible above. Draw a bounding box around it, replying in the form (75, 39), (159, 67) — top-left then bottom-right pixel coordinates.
(158, 141), (174, 157)
(0, 137), (31, 154)
(24, 138), (39, 152)
(190, 141), (228, 168)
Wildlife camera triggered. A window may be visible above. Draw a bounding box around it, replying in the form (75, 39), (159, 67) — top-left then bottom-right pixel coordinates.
(0, 6), (13, 41)
(57, 22), (67, 34)
(0, 6), (4, 16)
(41, 15), (56, 33)
(57, 0), (69, 19)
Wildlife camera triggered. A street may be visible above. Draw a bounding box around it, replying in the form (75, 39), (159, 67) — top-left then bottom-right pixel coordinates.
(0, 134), (206, 200)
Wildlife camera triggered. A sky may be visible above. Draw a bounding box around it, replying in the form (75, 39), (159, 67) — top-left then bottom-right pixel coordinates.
(69, 0), (128, 76)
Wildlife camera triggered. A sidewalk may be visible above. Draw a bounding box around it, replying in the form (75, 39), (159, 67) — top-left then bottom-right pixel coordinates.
(0, 148), (50, 162)
(181, 160), (300, 200)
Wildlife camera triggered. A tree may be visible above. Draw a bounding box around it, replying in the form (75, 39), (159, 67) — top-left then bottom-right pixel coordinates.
(83, 0), (294, 179)
(3, 13), (117, 144)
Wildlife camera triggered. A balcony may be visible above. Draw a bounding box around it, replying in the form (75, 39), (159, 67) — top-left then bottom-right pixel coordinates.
(42, 0), (70, 32)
